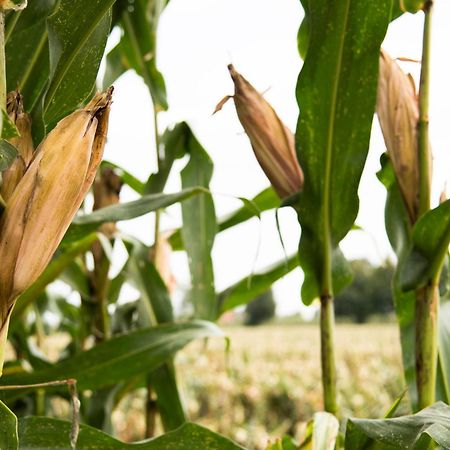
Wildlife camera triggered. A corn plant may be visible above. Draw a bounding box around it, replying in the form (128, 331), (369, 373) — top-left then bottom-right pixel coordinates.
(0, 0), (448, 449)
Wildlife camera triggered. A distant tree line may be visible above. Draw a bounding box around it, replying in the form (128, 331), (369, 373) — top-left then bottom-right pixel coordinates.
(335, 259), (394, 323)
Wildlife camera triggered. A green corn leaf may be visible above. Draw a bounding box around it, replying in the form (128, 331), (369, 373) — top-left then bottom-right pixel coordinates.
(295, 0), (392, 304)
(43, 0), (115, 127)
(344, 402), (450, 449)
(5, 0), (57, 113)
(218, 255), (299, 316)
(0, 400), (18, 450)
(181, 127), (217, 320)
(112, 0), (168, 110)
(0, 139), (17, 171)
(17, 419), (244, 449)
(170, 186), (279, 251)
(102, 160), (146, 194)
(64, 188), (207, 243)
(144, 122), (189, 195)
(0, 321), (223, 400)
(398, 200), (450, 292)
(123, 236), (186, 430)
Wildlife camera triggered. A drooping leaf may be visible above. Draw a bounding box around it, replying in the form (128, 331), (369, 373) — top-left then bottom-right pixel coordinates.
(218, 255), (298, 316)
(18, 419), (244, 449)
(0, 400), (18, 450)
(0, 139), (17, 171)
(398, 200), (450, 292)
(110, 0), (169, 110)
(0, 321), (223, 398)
(170, 186), (279, 251)
(181, 127), (217, 320)
(344, 402), (450, 449)
(43, 0), (115, 127)
(295, 0), (392, 303)
(64, 188), (207, 243)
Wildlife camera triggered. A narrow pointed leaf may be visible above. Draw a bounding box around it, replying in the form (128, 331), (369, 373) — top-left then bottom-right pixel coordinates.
(218, 255), (298, 316)
(64, 188), (206, 243)
(181, 128), (217, 320)
(0, 321), (223, 396)
(295, 0), (392, 303)
(170, 186), (278, 251)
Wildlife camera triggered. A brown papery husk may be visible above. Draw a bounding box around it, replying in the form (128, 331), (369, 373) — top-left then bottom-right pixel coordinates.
(227, 64), (303, 199)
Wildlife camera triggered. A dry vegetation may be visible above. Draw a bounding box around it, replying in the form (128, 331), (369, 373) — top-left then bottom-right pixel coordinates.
(116, 323), (406, 449)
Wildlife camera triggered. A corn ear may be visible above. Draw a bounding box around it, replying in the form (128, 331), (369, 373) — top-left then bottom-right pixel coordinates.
(0, 92), (34, 201)
(222, 64), (303, 199)
(0, 88), (113, 331)
(377, 50), (425, 223)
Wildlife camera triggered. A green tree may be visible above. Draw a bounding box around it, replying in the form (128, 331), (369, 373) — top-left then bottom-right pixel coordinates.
(334, 260), (394, 323)
(244, 290), (276, 326)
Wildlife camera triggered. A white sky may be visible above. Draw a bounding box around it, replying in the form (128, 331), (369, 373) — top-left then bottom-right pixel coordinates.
(103, 1), (450, 317)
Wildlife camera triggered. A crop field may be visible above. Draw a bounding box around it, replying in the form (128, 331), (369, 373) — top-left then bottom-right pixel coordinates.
(115, 323), (406, 449)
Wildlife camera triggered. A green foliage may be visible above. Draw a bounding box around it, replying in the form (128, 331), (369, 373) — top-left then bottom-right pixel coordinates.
(44, 0), (114, 128)
(0, 400), (18, 449)
(244, 290), (276, 326)
(345, 402), (450, 449)
(0, 321), (223, 398)
(0, 139), (17, 171)
(398, 200), (450, 291)
(335, 260), (394, 323)
(295, 0), (392, 303)
(17, 419), (244, 449)
(181, 127), (217, 320)
(218, 255), (298, 316)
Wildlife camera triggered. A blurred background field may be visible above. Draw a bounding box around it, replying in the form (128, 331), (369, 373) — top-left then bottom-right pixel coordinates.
(116, 322), (406, 449)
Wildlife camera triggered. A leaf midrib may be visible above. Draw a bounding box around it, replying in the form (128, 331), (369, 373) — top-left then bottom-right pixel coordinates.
(321, 0), (351, 294)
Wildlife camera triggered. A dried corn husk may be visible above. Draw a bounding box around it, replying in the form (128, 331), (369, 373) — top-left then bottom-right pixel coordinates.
(91, 167), (122, 265)
(0, 92), (34, 201)
(0, 88), (113, 331)
(217, 64), (303, 199)
(377, 50), (426, 223)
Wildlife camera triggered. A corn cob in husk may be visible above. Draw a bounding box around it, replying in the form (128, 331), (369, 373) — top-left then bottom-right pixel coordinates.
(216, 64), (303, 200)
(377, 50), (431, 223)
(0, 88), (112, 339)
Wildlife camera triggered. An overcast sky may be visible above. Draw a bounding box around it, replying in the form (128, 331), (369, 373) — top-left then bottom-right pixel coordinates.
(104, 1), (450, 316)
